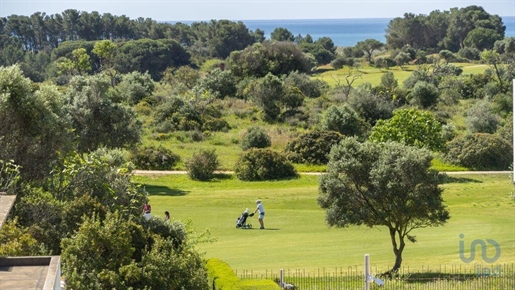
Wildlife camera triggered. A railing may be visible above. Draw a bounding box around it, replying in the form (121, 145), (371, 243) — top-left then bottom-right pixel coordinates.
(236, 263), (515, 289)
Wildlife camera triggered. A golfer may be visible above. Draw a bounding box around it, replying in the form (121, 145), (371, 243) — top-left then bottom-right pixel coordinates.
(253, 199), (265, 229)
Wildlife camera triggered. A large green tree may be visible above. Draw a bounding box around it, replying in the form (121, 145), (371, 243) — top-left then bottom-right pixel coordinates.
(369, 108), (445, 151)
(64, 74), (142, 152)
(318, 138), (449, 273)
(0, 65), (72, 180)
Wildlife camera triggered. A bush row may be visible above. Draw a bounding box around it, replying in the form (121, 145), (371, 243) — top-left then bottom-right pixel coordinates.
(206, 258), (280, 290)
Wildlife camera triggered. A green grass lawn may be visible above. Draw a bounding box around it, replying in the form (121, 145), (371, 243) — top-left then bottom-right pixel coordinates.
(312, 63), (488, 88)
(134, 172), (515, 274)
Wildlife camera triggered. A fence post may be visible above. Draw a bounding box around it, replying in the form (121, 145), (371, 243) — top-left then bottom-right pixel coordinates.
(280, 268), (284, 288)
(364, 254), (370, 290)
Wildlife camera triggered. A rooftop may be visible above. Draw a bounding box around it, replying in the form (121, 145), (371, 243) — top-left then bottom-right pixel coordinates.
(0, 193), (61, 290)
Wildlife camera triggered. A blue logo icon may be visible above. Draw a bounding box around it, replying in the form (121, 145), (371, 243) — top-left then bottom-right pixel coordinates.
(459, 234), (501, 263)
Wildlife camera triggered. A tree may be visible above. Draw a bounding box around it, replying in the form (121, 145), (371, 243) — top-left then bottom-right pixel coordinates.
(464, 27), (502, 51)
(0, 65), (72, 180)
(92, 39), (117, 84)
(369, 108), (445, 152)
(410, 81), (439, 108)
(481, 49), (507, 93)
(246, 73), (284, 121)
(321, 104), (369, 137)
(443, 5), (505, 52)
(465, 100), (500, 134)
(191, 20), (255, 59)
(356, 39), (384, 63)
(227, 40), (313, 79)
(114, 71), (155, 105)
(65, 74), (142, 152)
(318, 138), (449, 273)
(270, 27), (294, 42)
(394, 51), (411, 70)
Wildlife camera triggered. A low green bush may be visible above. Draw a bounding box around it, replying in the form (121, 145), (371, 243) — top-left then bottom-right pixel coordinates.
(283, 130), (343, 165)
(206, 258), (280, 290)
(234, 148), (297, 181)
(186, 149), (220, 181)
(130, 145), (180, 170)
(444, 133), (513, 170)
(241, 127), (272, 151)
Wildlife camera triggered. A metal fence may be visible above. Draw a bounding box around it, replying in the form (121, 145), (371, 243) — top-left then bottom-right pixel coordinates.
(236, 263), (515, 289)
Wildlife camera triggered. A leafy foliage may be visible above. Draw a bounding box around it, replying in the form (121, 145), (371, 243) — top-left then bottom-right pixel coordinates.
(465, 100), (501, 134)
(228, 40), (314, 79)
(234, 148), (297, 181)
(0, 65), (72, 180)
(186, 149), (220, 181)
(241, 127), (272, 151)
(283, 130), (343, 165)
(318, 138), (449, 272)
(130, 145), (181, 170)
(445, 133), (513, 170)
(410, 81), (439, 108)
(0, 218), (42, 256)
(369, 108), (445, 152)
(65, 74), (142, 152)
(321, 104), (369, 137)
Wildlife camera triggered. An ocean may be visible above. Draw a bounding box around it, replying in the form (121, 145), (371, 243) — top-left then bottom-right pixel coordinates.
(171, 16), (515, 47)
(241, 16), (515, 47)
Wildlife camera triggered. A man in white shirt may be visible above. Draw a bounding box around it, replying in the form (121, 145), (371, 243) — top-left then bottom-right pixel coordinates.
(253, 199), (265, 229)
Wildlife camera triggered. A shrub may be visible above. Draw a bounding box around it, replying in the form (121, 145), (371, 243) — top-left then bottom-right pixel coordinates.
(206, 258), (280, 290)
(241, 127), (272, 151)
(444, 133), (512, 170)
(186, 149), (220, 181)
(321, 104), (369, 137)
(234, 148), (297, 181)
(465, 100), (500, 134)
(283, 130), (343, 165)
(202, 117), (230, 132)
(410, 81), (439, 108)
(130, 145), (180, 170)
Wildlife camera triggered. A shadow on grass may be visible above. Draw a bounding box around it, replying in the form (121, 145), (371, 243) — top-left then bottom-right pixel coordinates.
(379, 271), (481, 284)
(140, 185), (189, 196)
(441, 175), (483, 184)
(213, 173), (233, 180)
(401, 272), (480, 284)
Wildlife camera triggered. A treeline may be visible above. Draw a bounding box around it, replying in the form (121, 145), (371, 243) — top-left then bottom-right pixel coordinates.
(386, 5), (505, 52)
(1, 5), (510, 83)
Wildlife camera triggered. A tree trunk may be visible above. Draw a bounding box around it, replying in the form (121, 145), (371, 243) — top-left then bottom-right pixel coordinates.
(385, 227), (406, 276)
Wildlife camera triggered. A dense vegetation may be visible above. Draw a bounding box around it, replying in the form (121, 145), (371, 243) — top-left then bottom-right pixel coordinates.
(0, 4), (514, 288)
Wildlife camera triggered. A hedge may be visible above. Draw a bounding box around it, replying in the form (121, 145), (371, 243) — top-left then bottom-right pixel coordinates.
(206, 258), (280, 290)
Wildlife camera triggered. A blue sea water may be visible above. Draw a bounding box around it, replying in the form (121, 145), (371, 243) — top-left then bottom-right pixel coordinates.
(242, 18), (391, 47)
(171, 16), (515, 47)
(241, 16), (515, 47)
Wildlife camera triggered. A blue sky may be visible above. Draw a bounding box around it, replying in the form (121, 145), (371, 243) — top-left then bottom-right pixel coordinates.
(0, 0), (513, 21)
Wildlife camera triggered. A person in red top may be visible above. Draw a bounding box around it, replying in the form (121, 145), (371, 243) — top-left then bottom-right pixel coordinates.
(143, 201), (151, 219)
